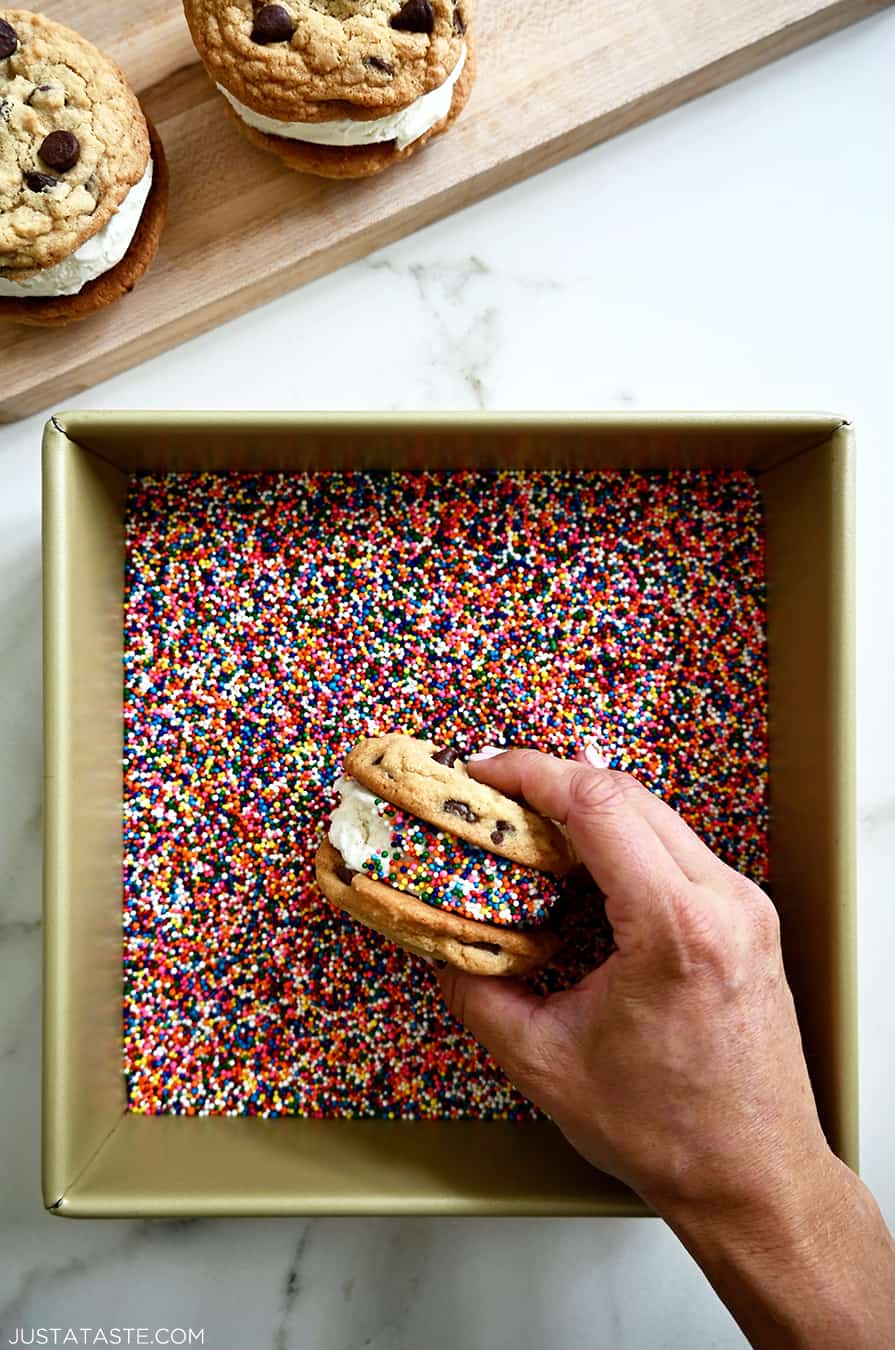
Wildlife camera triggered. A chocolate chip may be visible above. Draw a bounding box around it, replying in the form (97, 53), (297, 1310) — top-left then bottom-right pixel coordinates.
(26, 84), (55, 105)
(251, 4), (295, 43)
(40, 130), (80, 172)
(496, 820), (515, 833)
(0, 19), (18, 60)
(24, 172), (59, 193)
(452, 3), (467, 34)
(390, 0), (434, 35)
(490, 830), (504, 846)
(372, 754), (384, 765)
(443, 799), (479, 824)
(432, 747), (460, 767)
(0, 99), (10, 124)
(365, 55), (395, 75)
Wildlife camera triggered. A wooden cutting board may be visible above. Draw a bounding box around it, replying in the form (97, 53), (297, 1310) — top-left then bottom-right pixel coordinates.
(1, 0), (889, 422)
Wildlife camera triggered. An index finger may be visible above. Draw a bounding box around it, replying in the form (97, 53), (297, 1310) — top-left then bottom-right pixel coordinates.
(468, 749), (685, 945)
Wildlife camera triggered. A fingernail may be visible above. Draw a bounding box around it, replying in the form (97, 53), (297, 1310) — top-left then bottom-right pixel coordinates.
(583, 743), (608, 769)
(468, 745), (507, 761)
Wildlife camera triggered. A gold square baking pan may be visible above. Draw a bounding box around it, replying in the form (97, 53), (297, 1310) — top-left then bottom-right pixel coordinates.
(42, 412), (856, 1217)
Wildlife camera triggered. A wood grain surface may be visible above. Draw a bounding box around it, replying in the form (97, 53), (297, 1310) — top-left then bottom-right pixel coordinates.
(1, 0), (890, 423)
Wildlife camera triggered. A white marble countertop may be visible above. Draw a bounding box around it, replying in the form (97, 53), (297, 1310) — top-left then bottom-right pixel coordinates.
(2, 12), (894, 1347)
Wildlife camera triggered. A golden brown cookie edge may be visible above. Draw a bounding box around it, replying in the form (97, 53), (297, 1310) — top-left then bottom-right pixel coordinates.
(316, 838), (561, 977)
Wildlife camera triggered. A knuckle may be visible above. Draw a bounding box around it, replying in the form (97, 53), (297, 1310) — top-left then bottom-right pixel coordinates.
(667, 889), (732, 976)
(721, 867), (782, 954)
(724, 867), (763, 907)
(568, 766), (637, 817)
(514, 747), (547, 776)
(667, 879), (783, 989)
(507, 748), (549, 796)
(749, 889), (782, 953)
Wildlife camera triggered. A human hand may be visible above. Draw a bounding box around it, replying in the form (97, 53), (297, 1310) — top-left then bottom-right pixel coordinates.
(437, 747), (832, 1219)
(438, 749), (895, 1347)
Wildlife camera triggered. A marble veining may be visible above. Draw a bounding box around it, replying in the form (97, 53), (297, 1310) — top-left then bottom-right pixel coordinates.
(274, 1227), (312, 1350)
(364, 254), (568, 409)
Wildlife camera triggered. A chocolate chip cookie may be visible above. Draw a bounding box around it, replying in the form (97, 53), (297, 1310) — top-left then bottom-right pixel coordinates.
(317, 735), (572, 976)
(183, 0), (474, 178)
(0, 11), (168, 323)
(345, 734), (573, 874)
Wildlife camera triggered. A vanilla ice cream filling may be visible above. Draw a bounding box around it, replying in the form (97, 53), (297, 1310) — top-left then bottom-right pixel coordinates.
(219, 44), (466, 153)
(329, 777), (394, 873)
(0, 160), (154, 299)
(327, 776), (478, 900)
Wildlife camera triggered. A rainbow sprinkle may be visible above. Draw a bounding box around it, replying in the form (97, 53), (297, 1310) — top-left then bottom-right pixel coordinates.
(355, 798), (562, 927)
(122, 468), (768, 1118)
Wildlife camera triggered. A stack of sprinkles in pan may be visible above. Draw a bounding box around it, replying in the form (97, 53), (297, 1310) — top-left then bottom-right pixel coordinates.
(122, 469), (768, 1118)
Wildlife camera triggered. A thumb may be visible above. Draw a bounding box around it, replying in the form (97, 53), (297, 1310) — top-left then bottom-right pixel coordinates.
(436, 966), (556, 1102)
